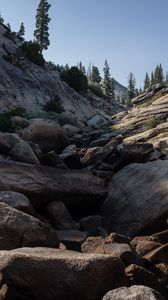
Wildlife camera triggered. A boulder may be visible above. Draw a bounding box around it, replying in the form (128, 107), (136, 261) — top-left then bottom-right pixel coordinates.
(79, 215), (102, 233)
(143, 244), (168, 264)
(152, 229), (168, 244)
(19, 118), (68, 153)
(0, 191), (35, 215)
(46, 201), (78, 230)
(87, 115), (107, 129)
(0, 160), (106, 213)
(119, 142), (153, 158)
(103, 285), (166, 300)
(125, 264), (166, 297)
(41, 151), (68, 169)
(101, 160), (168, 236)
(11, 116), (30, 129)
(63, 124), (82, 134)
(0, 247), (127, 300)
(81, 236), (105, 253)
(95, 243), (137, 266)
(9, 140), (39, 165)
(0, 132), (20, 154)
(86, 135), (123, 166)
(56, 230), (88, 251)
(0, 202), (59, 249)
(105, 233), (131, 245)
(132, 240), (162, 257)
(59, 144), (82, 169)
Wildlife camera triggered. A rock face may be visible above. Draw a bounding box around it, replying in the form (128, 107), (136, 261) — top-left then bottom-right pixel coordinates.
(0, 160), (106, 213)
(101, 160), (168, 236)
(0, 247), (127, 300)
(103, 285), (166, 300)
(0, 202), (59, 249)
(0, 24), (123, 125)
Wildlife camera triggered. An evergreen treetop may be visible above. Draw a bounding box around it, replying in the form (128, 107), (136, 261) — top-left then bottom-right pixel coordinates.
(102, 59), (112, 97)
(34, 0), (51, 53)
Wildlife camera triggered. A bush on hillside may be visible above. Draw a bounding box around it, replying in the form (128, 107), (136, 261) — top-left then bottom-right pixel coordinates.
(61, 66), (88, 92)
(88, 82), (104, 97)
(0, 106), (26, 132)
(42, 96), (64, 114)
(21, 41), (45, 66)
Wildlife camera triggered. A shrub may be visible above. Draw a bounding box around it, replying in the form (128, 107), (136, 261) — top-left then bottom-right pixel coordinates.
(88, 82), (104, 97)
(43, 96), (64, 114)
(0, 106), (26, 132)
(146, 117), (161, 129)
(20, 41), (45, 66)
(61, 66), (88, 92)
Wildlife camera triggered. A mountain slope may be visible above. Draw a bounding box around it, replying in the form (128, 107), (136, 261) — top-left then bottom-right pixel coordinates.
(0, 23), (124, 127)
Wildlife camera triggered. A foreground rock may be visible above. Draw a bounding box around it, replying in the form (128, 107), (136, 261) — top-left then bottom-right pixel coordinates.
(0, 203), (59, 249)
(0, 248), (127, 300)
(103, 285), (166, 300)
(0, 160), (106, 213)
(101, 160), (168, 236)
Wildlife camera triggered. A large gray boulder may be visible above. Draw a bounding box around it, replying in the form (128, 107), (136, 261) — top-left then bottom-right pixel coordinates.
(103, 285), (166, 300)
(0, 160), (106, 212)
(101, 160), (168, 236)
(0, 247), (127, 300)
(0, 202), (59, 249)
(19, 118), (68, 153)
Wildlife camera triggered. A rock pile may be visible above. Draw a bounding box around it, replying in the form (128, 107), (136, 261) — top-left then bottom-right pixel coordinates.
(0, 104), (166, 299)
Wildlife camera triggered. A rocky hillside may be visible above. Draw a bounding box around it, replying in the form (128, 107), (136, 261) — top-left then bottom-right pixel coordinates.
(0, 23), (124, 128)
(0, 22), (168, 300)
(113, 78), (127, 102)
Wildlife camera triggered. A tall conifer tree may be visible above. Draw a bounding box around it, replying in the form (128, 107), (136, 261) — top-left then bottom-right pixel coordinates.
(34, 0), (51, 53)
(18, 22), (25, 37)
(91, 66), (101, 83)
(127, 72), (136, 103)
(143, 72), (150, 91)
(102, 59), (112, 97)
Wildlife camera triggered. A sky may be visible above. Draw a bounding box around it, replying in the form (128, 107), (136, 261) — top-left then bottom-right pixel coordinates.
(1, 0), (168, 88)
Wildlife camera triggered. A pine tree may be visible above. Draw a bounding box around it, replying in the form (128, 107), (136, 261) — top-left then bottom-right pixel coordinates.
(102, 59), (112, 97)
(34, 0), (51, 53)
(143, 72), (150, 91)
(78, 61), (86, 75)
(154, 64), (164, 84)
(0, 12), (4, 24)
(18, 22), (25, 37)
(127, 72), (136, 103)
(151, 71), (155, 85)
(91, 65), (101, 83)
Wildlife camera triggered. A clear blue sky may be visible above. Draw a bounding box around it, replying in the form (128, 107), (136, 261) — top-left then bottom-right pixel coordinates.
(1, 0), (168, 88)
